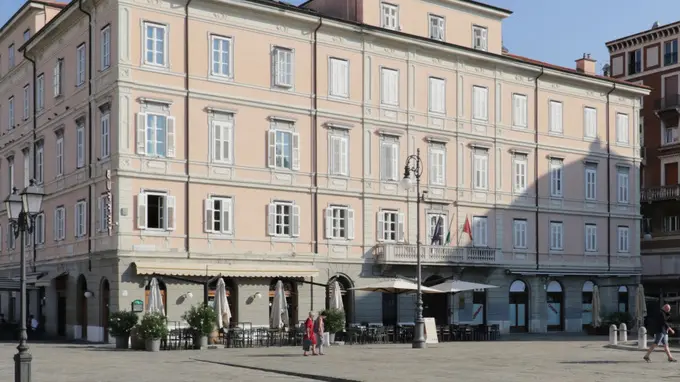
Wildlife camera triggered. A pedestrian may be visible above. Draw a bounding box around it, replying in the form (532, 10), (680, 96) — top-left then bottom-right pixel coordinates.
(303, 311), (317, 356)
(644, 304), (676, 363)
(314, 312), (326, 355)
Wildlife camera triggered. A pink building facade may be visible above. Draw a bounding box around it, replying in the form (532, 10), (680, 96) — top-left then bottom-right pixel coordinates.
(0, 0), (648, 340)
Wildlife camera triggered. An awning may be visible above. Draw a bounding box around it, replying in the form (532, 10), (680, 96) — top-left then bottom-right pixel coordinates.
(132, 262), (319, 278)
(0, 279), (38, 291)
(34, 271), (68, 287)
(11, 272), (46, 284)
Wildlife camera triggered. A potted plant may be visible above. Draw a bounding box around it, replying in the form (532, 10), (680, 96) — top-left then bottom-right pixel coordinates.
(138, 312), (168, 352)
(108, 310), (139, 349)
(321, 308), (346, 344)
(182, 304), (218, 349)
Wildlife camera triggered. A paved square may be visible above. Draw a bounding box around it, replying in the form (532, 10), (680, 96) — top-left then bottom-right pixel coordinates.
(0, 337), (676, 381)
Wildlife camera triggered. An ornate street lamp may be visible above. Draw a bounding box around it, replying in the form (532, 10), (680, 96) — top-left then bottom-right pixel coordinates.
(400, 148), (426, 349)
(6, 179), (45, 382)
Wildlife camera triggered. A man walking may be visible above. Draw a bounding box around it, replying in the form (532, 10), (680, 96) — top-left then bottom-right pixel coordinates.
(644, 304), (676, 362)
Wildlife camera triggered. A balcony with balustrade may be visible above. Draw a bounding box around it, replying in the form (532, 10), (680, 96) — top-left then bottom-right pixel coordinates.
(641, 184), (680, 203)
(374, 244), (499, 266)
(655, 93), (680, 119)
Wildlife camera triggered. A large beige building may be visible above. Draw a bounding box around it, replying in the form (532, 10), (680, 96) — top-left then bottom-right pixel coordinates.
(0, 0), (648, 341)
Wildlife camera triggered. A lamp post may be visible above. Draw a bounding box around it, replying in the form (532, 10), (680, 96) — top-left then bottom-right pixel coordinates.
(399, 148), (426, 349)
(5, 179), (45, 382)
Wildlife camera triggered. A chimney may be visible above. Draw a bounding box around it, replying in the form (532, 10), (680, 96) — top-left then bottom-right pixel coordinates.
(576, 53), (596, 75)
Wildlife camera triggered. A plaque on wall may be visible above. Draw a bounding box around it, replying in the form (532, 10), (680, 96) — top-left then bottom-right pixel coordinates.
(131, 299), (144, 313)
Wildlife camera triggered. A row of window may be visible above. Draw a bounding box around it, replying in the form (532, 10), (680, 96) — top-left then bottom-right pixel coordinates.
(626, 38), (678, 75)
(1, 28), (31, 75)
(545, 221), (630, 253)
(547, 157), (631, 202)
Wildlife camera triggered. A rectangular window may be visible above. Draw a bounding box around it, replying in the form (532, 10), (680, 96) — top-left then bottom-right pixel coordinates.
(329, 134), (349, 176)
(628, 49), (642, 75)
(584, 107), (597, 138)
(267, 201), (300, 237)
(56, 135), (64, 176)
(204, 197), (233, 234)
(428, 144), (445, 186)
(7, 157), (13, 193)
(428, 15), (444, 41)
(617, 226), (630, 253)
(101, 26), (111, 70)
(36, 143), (43, 184)
(513, 219), (527, 249)
(136, 192), (176, 231)
(472, 216), (488, 247)
(584, 163), (597, 201)
(549, 100), (563, 133)
(380, 68), (399, 106)
(36, 74), (44, 111)
(473, 148), (488, 190)
(665, 39), (678, 66)
(378, 210), (403, 242)
(272, 47), (294, 88)
(212, 119), (233, 164)
(325, 205), (355, 240)
(8, 96), (14, 129)
(145, 114), (169, 157)
(512, 93), (527, 128)
(472, 86), (488, 120)
(329, 58), (349, 98)
(23, 30), (30, 42)
(616, 113), (629, 144)
(75, 200), (87, 238)
(22, 85), (29, 120)
(144, 22), (167, 66)
(428, 77), (445, 113)
(54, 206), (65, 241)
(472, 25), (487, 51)
(267, 127), (300, 170)
(22, 150), (29, 187)
(550, 158), (563, 197)
(7, 225), (14, 250)
(210, 35), (232, 78)
(426, 213), (446, 244)
(8, 44), (14, 68)
(665, 126), (678, 145)
(97, 194), (108, 233)
(53, 59), (63, 97)
(550, 221), (563, 250)
(617, 166), (630, 203)
(585, 224), (597, 252)
(35, 213), (44, 245)
(381, 3), (398, 30)
(101, 113), (110, 159)
(380, 138), (399, 181)
(513, 153), (527, 193)
(76, 43), (86, 86)
(664, 216), (680, 232)
(76, 124), (85, 168)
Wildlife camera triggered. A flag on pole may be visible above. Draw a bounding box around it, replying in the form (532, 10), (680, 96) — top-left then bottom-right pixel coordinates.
(430, 216), (444, 245)
(463, 215), (473, 240)
(444, 214), (455, 245)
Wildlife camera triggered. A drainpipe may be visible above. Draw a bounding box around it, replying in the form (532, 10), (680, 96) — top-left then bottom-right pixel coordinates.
(78, 0), (93, 272)
(606, 84), (616, 272)
(310, 18), (322, 311)
(21, 49), (37, 271)
(534, 68), (544, 270)
(184, 0), (193, 252)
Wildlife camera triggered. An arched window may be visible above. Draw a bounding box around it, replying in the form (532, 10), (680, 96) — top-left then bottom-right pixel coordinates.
(582, 281), (595, 328)
(618, 286), (629, 313)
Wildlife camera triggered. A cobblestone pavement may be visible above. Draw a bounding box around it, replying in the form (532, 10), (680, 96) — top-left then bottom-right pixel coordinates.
(0, 338), (677, 382)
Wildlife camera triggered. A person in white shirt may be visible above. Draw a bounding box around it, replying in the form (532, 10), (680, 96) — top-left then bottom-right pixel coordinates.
(29, 315), (38, 331)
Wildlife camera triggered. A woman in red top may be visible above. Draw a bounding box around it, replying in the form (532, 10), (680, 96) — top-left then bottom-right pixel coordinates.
(303, 311), (317, 356)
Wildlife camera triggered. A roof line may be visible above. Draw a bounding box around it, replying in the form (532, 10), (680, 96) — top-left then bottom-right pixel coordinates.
(0, 0), (65, 42)
(298, 0), (512, 15)
(605, 20), (680, 45)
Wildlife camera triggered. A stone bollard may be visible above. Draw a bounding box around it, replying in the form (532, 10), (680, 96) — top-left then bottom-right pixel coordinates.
(638, 327), (648, 349)
(619, 323), (628, 342)
(609, 324), (618, 345)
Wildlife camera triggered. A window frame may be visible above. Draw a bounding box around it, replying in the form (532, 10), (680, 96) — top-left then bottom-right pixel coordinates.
(378, 209), (403, 242)
(328, 57), (349, 98)
(513, 218), (527, 249)
(511, 93), (527, 128)
(665, 39), (678, 66)
(53, 59), (64, 98)
(380, 67), (399, 106)
(512, 153), (528, 193)
(472, 25), (487, 51)
(74, 200), (87, 238)
(205, 196), (234, 235)
(56, 134), (64, 176)
(8, 44), (14, 68)
(583, 106), (597, 139)
(138, 191), (175, 231)
(328, 132), (349, 177)
(268, 201), (299, 238)
(549, 100), (563, 134)
(380, 2), (399, 30)
(8, 96), (14, 129)
(76, 123), (85, 169)
(473, 148), (488, 190)
(616, 112), (629, 144)
(584, 163), (597, 201)
(549, 158), (563, 198)
(380, 137), (399, 181)
(76, 43), (86, 86)
(34, 213), (45, 245)
(585, 223), (597, 252)
(54, 206), (66, 241)
(428, 76), (446, 114)
(36, 74), (44, 111)
(211, 119), (234, 164)
(210, 34), (234, 79)
(22, 84), (29, 120)
(326, 205), (354, 240)
(428, 14), (445, 41)
(100, 112), (111, 159)
(617, 226), (630, 253)
(143, 22), (168, 68)
(472, 216), (488, 247)
(267, 127), (299, 171)
(550, 221), (564, 251)
(101, 25), (111, 70)
(617, 166), (630, 204)
(35, 143), (43, 184)
(428, 144), (445, 186)
(472, 85), (488, 121)
(272, 46), (294, 88)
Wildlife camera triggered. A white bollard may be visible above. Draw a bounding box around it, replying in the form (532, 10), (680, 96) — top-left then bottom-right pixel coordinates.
(638, 327), (647, 349)
(619, 323), (628, 342)
(609, 324), (618, 345)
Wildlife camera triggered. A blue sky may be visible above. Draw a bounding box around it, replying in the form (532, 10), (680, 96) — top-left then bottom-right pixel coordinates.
(0, 0), (674, 72)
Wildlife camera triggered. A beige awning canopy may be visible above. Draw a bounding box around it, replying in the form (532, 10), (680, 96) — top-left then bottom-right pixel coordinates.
(131, 262), (319, 278)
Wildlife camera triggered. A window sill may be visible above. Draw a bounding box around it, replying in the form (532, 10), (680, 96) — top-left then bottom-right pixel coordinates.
(329, 173), (349, 179)
(471, 117), (489, 123)
(142, 63), (169, 72)
(547, 131), (564, 136)
(511, 125), (528, 131)
(272, 84), (293, 91)
(327, 238), (351, 243)
(210, 160), (234, 167)
(206, 231), (234, 239)
(208, 74), (234, 84)
(617, 252), (631, 256)
(328, 93), (349, 100)
(379, 102), (399, 109)
(584, 251), (598, 255)
(270, 235), (298, 242)
(140, 229), (170, 237)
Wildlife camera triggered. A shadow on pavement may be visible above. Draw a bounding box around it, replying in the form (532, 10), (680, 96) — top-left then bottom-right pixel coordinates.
(559, 360), (639, 364)
(500, 334), (608, 342)
(193, 358), (362, 382)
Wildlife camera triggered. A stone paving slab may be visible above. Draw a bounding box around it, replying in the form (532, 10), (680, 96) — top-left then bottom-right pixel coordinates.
(0, 339), (678, 382)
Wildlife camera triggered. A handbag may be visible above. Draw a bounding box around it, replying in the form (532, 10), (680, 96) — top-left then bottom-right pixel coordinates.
(302, 338), (311, 351)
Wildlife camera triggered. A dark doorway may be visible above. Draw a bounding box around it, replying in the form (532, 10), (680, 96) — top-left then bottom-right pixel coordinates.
(665, 162), (678, 185)
(381, 293), (397, 326)
(423, 275), (448, 325)
(546, 281), (564, 331)
(77, 275), (88, 340)
(509, 280), (529, 333)
(326, 275), (354, 326)
(57, 296), (66, 336)
(618, 286), (629, 313)
(100, 279), (110, 343)
(582, 281), (594, 330)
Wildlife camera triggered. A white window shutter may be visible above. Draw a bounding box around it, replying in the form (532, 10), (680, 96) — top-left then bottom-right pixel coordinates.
(377, 212), (385, 241)
(166, 116), (176, 158)
(225, 123), (233, 163)
(291, 205), (300, 237)
(347, 208), (355, 240)
(272, 48), (279, 85)
(74, 205), (78, 237)
(136, 113), (147, 154)
(428, 149), (435, 183)
(0, 225), (3, 251)
(96, 197), (102, 232)
(267, 130), (277, 168)
(381, 69), (389, 103)
(397, 212), (405, 242)
(267, 203), (276, 236)
(325, 208), (333, 239)
(52, 64), (59, 97)
(340, 60), (348, 96)
(82, 203), (87, 237)
(291, 132), (300, 170)
(137, 193), (147, 229)
(53, 212), (58, 240)
(166, 195), (176, 231)
(222, 200), (231, 233)
(391, 144), (398, 180)
(380, 144), (387, 179)
(340, 138), (348, 175)
(204, 199), (214, 233)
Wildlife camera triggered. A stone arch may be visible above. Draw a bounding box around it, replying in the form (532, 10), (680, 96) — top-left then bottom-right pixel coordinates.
(327, 273), (354, 325)
(509, 279), (529, 333)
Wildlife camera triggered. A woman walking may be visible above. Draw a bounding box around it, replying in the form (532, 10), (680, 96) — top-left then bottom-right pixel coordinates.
(303, 311), (317, 356)
(314, 312), (326, 355)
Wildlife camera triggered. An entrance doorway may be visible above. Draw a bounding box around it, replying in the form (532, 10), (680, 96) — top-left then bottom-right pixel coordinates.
(472, 289), (487, 325)
(100, 279), (110, 343)
(582, 281), (595, 329)
(423, 275), (448, 325)
(381, 293), (397, 326)
(509, 280), (529, 333)
(77, 275), (88, 340)
(546, 281), (564, 331)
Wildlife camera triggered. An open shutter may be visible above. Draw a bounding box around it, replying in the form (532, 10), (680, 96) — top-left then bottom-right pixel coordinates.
(339, 60), (348, 96)
(52, 64), (59, 97)
(267, 130), (277, 168)
(224, 123), (233, 163)
(291, 205), (300, 237)
(428, 149), (435, 184)
(137, 192), (147, 229)
(481, 28), (488, 50)
(291, 132), (300, 171)
(325, 208), (333, 239)
(222, 200), (231, 233)
(329, 137), (337, 174)
(272, 48), (278, 85)
(377, 212), (385, 241)
(165, 195), (176, 231)
(53, 212), (58, 240)
(267, 203), (276, 236)
(380, 69), (388, 103)
(397, 212), (405, 242)
(204, 199), (214, 233)
(390, 144), (398, 180)
(82, 203), (87, 238)
(136, 113), (147, 154)
(347, 208), (355, 240)
(380, 143), (387, 179)
(96, 197), (102, 232)
(166, 116), (176, 158)
(74, 205), (78, 237)
(340, 137), (348, 175)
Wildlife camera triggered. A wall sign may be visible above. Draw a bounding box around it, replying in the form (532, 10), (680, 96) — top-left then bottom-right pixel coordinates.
(131, 299), (144, 313)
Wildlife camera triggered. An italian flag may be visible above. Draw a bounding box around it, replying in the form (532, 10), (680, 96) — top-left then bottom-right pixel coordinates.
(444, 214), (455, 245)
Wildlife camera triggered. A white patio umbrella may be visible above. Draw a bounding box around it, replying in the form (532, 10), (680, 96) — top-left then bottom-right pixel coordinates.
(330, 281), (344, 311)
(636, 284), (647, 328)
(349, 279), (444, 294)
(214, 278), (232, 329)
(592, 285), (602, 328)
(430, 280), (498, 293)
(146, 277), (165, 315)
(270, 280), (289, 329)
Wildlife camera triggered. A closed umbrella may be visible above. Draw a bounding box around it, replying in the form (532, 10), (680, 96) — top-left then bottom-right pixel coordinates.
(214, 278), (232, 329)
(147, 277), (165, 315)
(270, 280), (289, 329)
(349, 279), (444, 294)
(330, 281), (344, 311)
(430, 280), (498, 293)
(592, 285), (601, 328)
(636, 284), (647, 328)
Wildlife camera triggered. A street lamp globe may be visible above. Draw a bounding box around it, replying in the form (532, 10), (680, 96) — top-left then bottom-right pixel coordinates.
(400, 176), (414, 191)
(4, 189), (22, 221)
(20, 180), (45, 216)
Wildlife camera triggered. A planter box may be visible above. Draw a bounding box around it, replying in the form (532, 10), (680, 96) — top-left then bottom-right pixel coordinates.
(145, 339), (161, 352)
